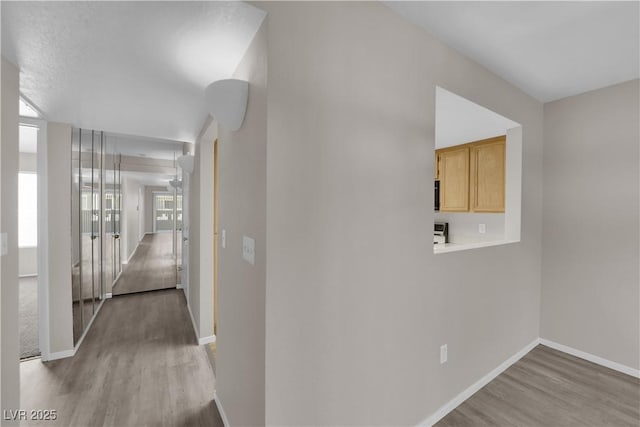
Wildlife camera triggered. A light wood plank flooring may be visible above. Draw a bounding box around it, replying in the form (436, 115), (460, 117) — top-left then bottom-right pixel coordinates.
(436, 344), (640, 426)
(20, 290), (223, 427)
(113, 233), (177, 295)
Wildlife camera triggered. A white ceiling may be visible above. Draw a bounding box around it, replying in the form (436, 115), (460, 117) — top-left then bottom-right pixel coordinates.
(2, 1), (266, 142)
(436, 87), (519, 149)
(385, 1), (639, 102)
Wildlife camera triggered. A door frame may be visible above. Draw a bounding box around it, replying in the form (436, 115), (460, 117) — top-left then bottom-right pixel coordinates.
(20, 116), (51, 360)
(213, 138), (218, 336)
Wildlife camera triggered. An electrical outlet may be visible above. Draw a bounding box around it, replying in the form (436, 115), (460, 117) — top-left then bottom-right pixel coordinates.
(242, 236), (255, 265)
(221, 229), (226, 249)
(478, 223), (486, 234)
(440, 344), (448, 364)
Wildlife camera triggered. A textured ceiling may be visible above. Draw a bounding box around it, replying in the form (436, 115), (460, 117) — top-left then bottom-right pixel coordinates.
(2, 1), (266, 142)
(385, 1), (639, 102)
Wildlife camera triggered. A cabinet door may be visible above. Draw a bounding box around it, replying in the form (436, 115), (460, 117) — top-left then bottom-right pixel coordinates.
(434, 152), (441, 180)
(470, 137), (505, 212)
(440, 146), (470, 212)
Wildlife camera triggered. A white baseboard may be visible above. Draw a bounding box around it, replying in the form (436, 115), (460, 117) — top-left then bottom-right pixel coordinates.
(540, 338), (640, 378)
(187, 300), (200, 342)
(186, 299), (215, 346)
(105, 292), (113, 299)
(199, 335), (216, 345)
(213, 392), (230, 427)
(123, 239), (142, 265)
(73, 298), (106, 354)
(419, 338), (540, 426)
(47, 348), (75, 361)
(176, 283), (184, 290)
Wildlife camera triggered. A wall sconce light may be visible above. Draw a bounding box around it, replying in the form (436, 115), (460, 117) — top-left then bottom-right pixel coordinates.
(204, 79), (249, 131)
(177, 154), (195, 174)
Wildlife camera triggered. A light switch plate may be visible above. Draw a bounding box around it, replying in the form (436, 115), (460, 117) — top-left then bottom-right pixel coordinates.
(0, 233), (7, 256)
(478, 224), (486, 234)
(242, 236), (255, 265)
(221, 229), (226, 249)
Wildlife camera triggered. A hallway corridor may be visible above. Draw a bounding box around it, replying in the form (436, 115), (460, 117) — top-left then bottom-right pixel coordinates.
(113, 233), (177, 295)
(20, 290), (223, 426)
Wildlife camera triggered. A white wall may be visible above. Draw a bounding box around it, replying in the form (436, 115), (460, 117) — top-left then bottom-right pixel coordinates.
(541, 79), (640, 370)
(19, 152), (36, 172)
(122, 177), (142, 263)
(216, 19), (267, 425)
(138, 186), (145, 241)
(19, 152), (38, 276)
(143, 185), (167, 233)
(260, 3), (543, 425)
(1, 55), (20, 425)
(188, 118), (216, 342)
(18, 247), (37, 277)
(434, 212), (505, 243)
(45, 122), (73, 355)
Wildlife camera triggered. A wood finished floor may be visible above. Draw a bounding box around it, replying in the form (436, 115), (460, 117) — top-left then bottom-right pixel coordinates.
(436, 344), (640, 427)
(113, 233), (177, 295)
(20, 290), (223, 427)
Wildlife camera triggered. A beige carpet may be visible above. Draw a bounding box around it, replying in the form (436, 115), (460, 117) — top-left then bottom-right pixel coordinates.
(19, 276), (40, 359)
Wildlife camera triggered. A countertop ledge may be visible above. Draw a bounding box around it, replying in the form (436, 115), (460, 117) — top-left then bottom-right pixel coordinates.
(434, 240), (519, 254)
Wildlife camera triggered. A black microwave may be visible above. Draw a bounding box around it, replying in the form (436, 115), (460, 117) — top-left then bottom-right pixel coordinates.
(434, 180), (440, 211)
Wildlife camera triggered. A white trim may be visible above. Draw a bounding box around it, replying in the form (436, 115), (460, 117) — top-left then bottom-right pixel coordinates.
(36, 119), (51, 361)
(112, 269), (123, 287)
(199, 335), (216, 345)
(122, 238), (141, 265)
(419, 338), (540, 426)
(72, 298), (106, 354)
(187, 299), (200, 342)
(186, 298), (215, 345)
(19, 273), (38, 278)
(105, 292), (113, 299)
(213, 392), (230, 427)
(176, 283), (184, 290)
(540, 338), (640, 379)
(47, 348), (75, 361)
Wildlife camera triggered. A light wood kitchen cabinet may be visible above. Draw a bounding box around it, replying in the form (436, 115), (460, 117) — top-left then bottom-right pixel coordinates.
(470, 136), (505, 212)
(435, 135), (506, 213)
(438, 145), (470, 212)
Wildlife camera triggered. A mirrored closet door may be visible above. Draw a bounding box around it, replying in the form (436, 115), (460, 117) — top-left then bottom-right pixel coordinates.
(71, 129), (106, 344)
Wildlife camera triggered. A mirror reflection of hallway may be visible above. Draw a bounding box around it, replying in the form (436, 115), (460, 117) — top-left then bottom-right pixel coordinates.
(112, 230), (179, 295)
(108, 137), (185, 297)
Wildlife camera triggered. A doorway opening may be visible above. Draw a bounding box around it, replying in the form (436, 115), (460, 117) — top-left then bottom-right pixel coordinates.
(433, 87), (522, 254)
(18, 116), (41, 359)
